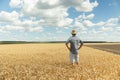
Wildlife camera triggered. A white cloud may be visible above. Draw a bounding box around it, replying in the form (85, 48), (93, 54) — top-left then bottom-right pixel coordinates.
(9, 0), (22, 8)
(56, 30), (63, 33)
(36, 0), (60, 9)
(95, 17), (119, 27)
(104, 18), (118, 27)
(78, 31), (87, 34)
(22, 5), (70, 27)
(95, 21), (105, 27)
(2, 0), (119, 41)
(0, 18), (43, 33)
(118, 17), (120, 24)
(90, 29), (101, 34)
(35, 37), (41, 40)
(86, 13), (95, 20)
(1, 25), (25, 31)
(57, 18), (73, 27)
(99, 27), (113, 32)
(9, 0), (98, 28)
(20, 20), (38, 27)
(73, 14), (96, 30)
(22, 0), (68, 18)
(36, 0), (98, 12)
(27, 27), (43, 32)
(75, 0), (98, 12)
(116, 27), (120, 32)
(78, 13), (95, 20)
(73, 14), (120, 42)
(82, 20), (95, 27)
(74, 20), (87, 30)
(0, 29), (9, 33)
(0, 11), (19, 22)
(74, 14), (120, 30)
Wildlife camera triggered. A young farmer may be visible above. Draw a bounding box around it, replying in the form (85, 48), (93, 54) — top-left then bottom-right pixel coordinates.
(66, 30), (83, 65)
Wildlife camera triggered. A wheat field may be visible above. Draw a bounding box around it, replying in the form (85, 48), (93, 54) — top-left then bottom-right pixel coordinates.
(0, 43), (120, 80)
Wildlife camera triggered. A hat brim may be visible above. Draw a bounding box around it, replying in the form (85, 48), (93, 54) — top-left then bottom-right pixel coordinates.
(71, 32), (76, 34)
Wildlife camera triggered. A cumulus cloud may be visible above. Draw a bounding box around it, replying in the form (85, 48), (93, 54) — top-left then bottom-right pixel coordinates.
(9, 0), (22, 8)
(2, 25), (25, 31)
(27, 27), (43, 32)
(87, 29), (101, 35)
(75, 0), (98, 12)
(116, 27), (120, 32)
(20, 19), (39, 27)
(95, 21), (105, 27)
(73, 13), (120, 41)
(0, 29), (9, 33)
(74, 14), (120, 29)
(8, 0), (98, 28)
(74, 20), (87, 30)
(117, 17), (120, 24)
(0, 17), (43, 33)
(57, 18), (73, 27)
(0, 24), (43, 33)
(73, 13), (96, 29)
(56, 30), (63, 33)
(82, 20), (95, 27)
(86, 13), (95, 20)
(78, 13), (95, 20)
(36, 0), (98, 12)
(0, 11), (19, 22)
(104, 18), (118, 27)
(36, 0), (60, 9)
(97, 18), (119, 27)
(99, 27), (113, 32)
(1, 0), (120, 41)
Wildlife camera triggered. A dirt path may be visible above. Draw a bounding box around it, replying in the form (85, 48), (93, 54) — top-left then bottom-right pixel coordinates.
(86, 44), (120, 54)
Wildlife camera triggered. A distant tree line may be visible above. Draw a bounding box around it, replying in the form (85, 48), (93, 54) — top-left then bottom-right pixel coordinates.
(0, 41), (110, 44)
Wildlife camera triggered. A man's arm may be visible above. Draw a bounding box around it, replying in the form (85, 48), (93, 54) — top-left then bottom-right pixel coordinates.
(66, 43), (70, 51)
(78, 40), (83, 50)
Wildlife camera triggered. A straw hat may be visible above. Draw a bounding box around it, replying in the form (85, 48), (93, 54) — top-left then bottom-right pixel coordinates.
(71, 30), (77, 34)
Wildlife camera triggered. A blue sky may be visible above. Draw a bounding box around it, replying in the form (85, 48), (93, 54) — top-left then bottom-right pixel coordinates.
(0, 0), (120, 42)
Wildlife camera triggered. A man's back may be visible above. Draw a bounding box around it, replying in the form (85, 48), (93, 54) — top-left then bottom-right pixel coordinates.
(66, 36), (82, 54)
(66, 30), (83, 65)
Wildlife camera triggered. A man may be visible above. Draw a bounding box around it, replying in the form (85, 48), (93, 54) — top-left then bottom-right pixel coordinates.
(66, 30), (83, 65)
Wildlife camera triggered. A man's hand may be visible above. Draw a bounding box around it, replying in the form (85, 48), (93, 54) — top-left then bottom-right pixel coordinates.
(78, 47), (81, 50)
(66, 43), (71, 51)
(67, 47), (71, 51)
(78, 42), (83, 50)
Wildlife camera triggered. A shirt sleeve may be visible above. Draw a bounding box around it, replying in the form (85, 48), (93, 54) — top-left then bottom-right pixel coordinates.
(66, 37), (71, 44)
(79, 39), (83, 44)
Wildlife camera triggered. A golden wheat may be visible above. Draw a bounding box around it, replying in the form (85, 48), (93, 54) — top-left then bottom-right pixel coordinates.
(0, 43), (120, 80)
